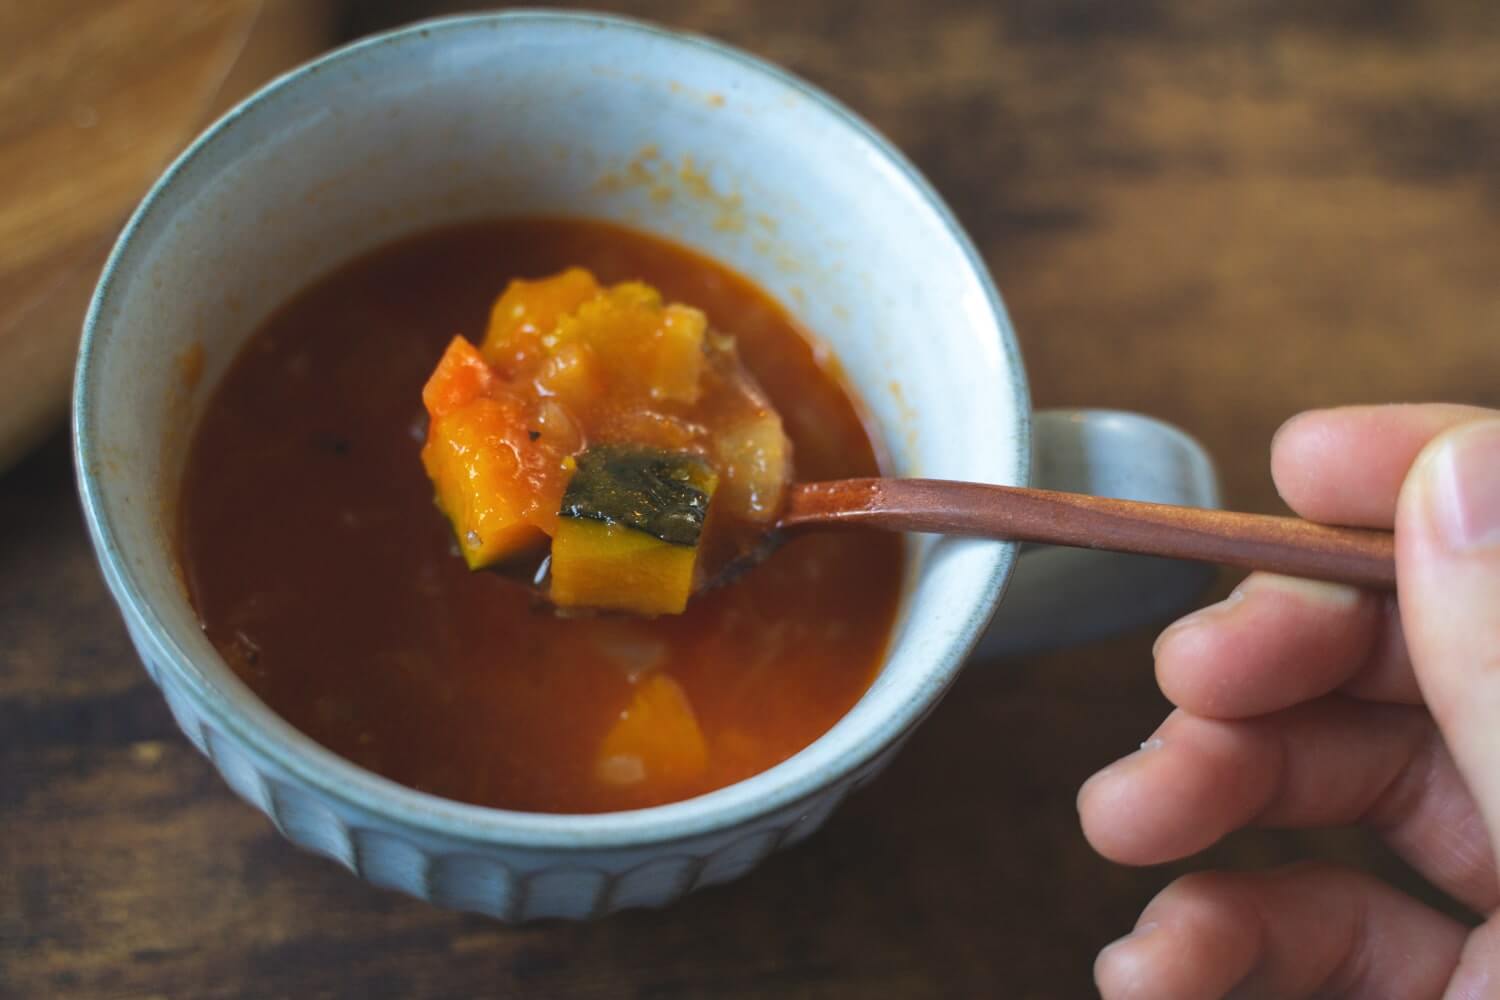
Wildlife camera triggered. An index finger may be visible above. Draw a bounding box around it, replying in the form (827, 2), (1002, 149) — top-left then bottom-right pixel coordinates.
(1271, 404), (1495, 528)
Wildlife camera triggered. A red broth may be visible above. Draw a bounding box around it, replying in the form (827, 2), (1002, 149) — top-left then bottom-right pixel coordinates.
(178, 219), (904, 813)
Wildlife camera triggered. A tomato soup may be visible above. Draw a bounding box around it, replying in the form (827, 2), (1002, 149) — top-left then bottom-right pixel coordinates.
(178, 219), (904, 813)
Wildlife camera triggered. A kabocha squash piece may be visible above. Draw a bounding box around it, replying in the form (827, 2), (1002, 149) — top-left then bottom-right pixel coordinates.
(555, 282), (707, 404)
(422, 397), (549, 569)
(534, 340), (600, 407)
(595, 673), (708, 788)
(550, 446), (718, 615)
(551, 521), (697, 615)
(648, 303), (709, 403)
(418, 269), (794, 611)
(420, 338), (549, 569)
(481, 267), (601, 368)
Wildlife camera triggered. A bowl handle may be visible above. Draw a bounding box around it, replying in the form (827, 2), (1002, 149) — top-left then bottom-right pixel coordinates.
(974, 409), (1222, 659)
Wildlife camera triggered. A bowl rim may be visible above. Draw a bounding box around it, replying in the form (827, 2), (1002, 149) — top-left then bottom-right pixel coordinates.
(73, 9), (1031, 851)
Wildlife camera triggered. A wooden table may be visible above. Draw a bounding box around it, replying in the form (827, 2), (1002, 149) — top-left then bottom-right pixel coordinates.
(5, 2), (1497, 996)
(0, 0), (335, 471)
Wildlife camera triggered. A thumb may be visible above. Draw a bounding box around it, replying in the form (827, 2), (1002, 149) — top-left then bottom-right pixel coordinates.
(1396, 417), (1500, 833)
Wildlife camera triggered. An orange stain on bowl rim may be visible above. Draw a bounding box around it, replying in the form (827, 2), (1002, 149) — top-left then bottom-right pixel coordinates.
(666, 79), (728, 110)
(593, 146), (746, 233)
(888, 379), (920, 457)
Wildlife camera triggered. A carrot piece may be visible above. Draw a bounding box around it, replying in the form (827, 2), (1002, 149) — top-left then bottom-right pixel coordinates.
(421, 336), (494, 419)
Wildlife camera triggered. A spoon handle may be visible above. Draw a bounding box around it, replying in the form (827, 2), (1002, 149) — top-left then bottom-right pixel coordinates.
(781, 479), (1396, 589)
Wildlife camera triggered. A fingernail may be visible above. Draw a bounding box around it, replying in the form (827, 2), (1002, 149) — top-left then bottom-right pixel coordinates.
(1242, 573), (1362, 609)
(1426, 420), (1500, 553)
(1152, 587), (1246, 658)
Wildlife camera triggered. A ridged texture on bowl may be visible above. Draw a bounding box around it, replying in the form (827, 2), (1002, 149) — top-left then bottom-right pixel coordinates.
(127, 617), (899, 920)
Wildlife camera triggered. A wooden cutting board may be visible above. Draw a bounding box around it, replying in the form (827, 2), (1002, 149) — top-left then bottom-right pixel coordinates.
(0, 0), (337, 473)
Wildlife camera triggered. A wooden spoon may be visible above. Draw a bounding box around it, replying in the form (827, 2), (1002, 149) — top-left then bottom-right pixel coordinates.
(521, 477), (1394, 610)
(766, 478), (1395, 588)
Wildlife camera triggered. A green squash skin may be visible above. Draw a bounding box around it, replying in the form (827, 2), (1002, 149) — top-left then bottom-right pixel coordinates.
(558, 446), (715, 547)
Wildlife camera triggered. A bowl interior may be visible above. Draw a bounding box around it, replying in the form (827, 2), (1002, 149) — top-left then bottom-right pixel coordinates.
(76, 12), (1027, 843)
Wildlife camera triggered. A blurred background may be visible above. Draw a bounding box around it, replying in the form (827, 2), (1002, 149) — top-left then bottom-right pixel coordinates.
(3, 1), (1497, 997)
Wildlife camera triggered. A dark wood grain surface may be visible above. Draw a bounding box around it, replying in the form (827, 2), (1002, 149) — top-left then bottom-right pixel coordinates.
(4, 2), (1498, 997)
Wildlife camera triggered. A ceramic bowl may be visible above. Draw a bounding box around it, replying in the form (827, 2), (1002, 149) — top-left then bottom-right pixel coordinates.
(74, 12), (1215, 919)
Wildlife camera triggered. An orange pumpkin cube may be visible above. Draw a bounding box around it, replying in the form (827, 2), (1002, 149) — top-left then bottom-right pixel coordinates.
(594, 673), (708, 789)
(420, 394), (548, 568)
(481, 267), (601, 367)
(556, 283), (705, 404)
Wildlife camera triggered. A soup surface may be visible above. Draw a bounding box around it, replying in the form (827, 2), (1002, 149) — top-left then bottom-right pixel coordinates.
(179, 218), (904, 813)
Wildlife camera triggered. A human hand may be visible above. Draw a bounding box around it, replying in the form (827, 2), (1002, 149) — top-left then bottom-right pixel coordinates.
(1080, 404), (1500, 999)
